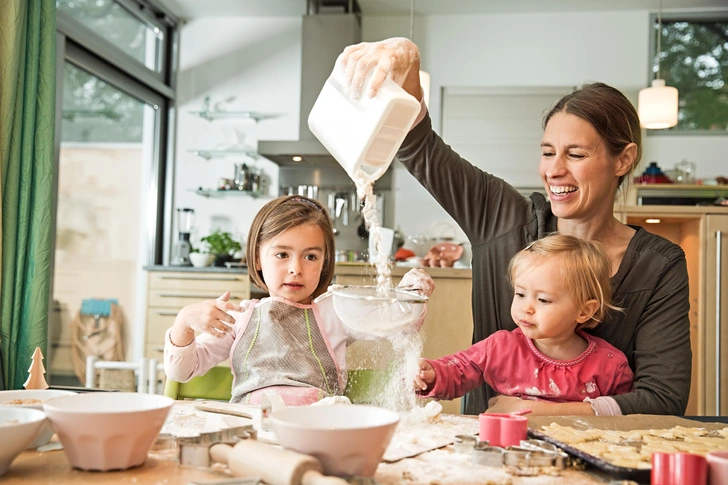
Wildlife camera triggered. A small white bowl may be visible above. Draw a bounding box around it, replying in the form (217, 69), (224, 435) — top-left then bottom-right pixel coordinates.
(0, 406), (47, 475)
(43, 392), (173, 471)
(271, 404), (399, 477)
(0, 390), (76, 448)
(190, 253), (215, 267)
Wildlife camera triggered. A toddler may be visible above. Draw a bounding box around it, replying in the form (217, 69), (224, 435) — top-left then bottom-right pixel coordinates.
(415, 234), (633, 412)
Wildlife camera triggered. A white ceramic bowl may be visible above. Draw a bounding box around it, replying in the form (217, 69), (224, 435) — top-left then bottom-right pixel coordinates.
(0, 406), (47, 475)
(0, 390), (76, 448)
(271, 404), (399, 477)
(43, 392), (174, 471)
(190, 253), (215, 267)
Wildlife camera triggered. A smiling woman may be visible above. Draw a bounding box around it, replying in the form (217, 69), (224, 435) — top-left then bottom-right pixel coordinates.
(337, 37), (691, 417)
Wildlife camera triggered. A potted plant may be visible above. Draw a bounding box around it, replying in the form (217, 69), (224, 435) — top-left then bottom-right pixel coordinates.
(200, 229), (242, 267)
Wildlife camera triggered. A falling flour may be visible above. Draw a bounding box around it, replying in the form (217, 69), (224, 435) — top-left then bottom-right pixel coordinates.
(355, 172), (421, 412)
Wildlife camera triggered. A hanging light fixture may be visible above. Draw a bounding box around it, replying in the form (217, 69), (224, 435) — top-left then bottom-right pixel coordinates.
(638, 0), (678, 129)
(410, 0), (430, 107)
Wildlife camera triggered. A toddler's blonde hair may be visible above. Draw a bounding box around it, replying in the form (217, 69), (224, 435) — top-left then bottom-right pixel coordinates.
(508, 234), (619, 328)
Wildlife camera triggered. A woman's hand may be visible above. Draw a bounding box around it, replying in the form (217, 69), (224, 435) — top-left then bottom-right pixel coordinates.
(414, 358), (436, 392)
(339, 37), (422, 100)
(169, 291), (243, 346)
(486, 395), (533, 414)
(398, 268), (435, 297)
(487, 395), (595, 416)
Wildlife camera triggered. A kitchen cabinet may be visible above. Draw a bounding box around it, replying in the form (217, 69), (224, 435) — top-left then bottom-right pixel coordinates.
(143, 268), (250, 360)
(614, 205), (728, 415)
(335, 264), (473, 414)
(704, 215), (728, 416)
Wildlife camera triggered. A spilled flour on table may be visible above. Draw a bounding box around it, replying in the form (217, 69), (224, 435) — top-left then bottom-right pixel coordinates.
(161, 402), (253, 437)
(384, 402), (480, 462)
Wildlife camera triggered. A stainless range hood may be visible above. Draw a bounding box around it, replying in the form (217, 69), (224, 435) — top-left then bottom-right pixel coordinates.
(257, 9), (361, 167)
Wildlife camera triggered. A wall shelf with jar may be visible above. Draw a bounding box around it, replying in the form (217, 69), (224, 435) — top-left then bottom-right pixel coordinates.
(188, 149), (260, 160)
(190, 188), (265, 199)
(188, 109), (275, 123)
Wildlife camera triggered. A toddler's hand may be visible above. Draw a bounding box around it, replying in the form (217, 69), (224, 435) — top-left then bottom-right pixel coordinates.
(172, 291), (242, 343)
(414, 358), (436, 392)
(338, 37), (420, 99)
(398, 268), (435, 297)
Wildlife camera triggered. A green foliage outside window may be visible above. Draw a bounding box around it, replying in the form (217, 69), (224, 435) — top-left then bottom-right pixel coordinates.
(655, 19), (728, 131)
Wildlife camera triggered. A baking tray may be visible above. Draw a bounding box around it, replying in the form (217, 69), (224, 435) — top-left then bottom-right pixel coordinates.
(527, 415), (728, 483)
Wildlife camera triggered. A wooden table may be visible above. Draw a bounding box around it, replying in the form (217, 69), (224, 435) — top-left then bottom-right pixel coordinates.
(7, 444), (608, 485)
(6, 449), (229, 484)
(5, 403), (610, 485)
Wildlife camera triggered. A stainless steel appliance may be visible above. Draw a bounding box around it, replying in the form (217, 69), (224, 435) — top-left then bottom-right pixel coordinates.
(173, 208), (194, 266)
(279, 166), (392, 260)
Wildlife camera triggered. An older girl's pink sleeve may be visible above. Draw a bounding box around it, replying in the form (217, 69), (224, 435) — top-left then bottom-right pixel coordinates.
(164, 309), (246, 382)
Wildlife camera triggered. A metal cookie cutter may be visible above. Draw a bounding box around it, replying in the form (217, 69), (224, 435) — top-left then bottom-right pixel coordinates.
(471, 439), (568, 469)
(454, 435), (487, 454)
(472, 442), (506, 467)
(517, 439), (569, 469)
(178, 426), (256, 468)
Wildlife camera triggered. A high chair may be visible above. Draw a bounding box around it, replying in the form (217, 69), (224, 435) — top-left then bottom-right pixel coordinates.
(163, 366), (389, 403)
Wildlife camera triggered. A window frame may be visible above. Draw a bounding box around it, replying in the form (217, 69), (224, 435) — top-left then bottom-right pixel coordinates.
(53, 0), (179, 268)
(646, 11), (728, 137)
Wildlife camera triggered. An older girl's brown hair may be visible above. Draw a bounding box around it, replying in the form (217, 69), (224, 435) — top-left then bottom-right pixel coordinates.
(544, 82), (642, 190)
(246, 195), (336, 299)
(508, 234), (619, 328)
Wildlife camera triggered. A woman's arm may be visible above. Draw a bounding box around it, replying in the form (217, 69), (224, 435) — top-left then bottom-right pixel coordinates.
(338, 38), (532, 245)
(487, 395), (595, 416)
(612, 255), (691, 415)
(398, 113), (533, 244)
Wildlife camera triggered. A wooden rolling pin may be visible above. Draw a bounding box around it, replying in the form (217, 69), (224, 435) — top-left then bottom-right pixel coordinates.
(210, 441), (348, 485)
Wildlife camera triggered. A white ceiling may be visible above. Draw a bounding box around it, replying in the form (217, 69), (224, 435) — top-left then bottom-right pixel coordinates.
(155, 0), (728, 20)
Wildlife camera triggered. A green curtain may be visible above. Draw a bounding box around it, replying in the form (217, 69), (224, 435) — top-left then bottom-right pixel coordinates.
(0, 0), (56, 389)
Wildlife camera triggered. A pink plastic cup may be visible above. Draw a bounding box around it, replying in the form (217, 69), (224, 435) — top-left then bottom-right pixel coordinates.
(478, 413), (528, 448)
(651, 452), (707, 485)
(707, 451), (728, 485)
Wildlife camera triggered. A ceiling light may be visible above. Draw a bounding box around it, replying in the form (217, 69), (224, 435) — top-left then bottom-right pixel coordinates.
(646, 218), (661, 224)
(638, 0), (678, 129)
(292, 156), (302, 162)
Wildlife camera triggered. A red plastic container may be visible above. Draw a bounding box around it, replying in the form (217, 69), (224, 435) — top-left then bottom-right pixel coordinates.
(651, 452), (707, 485)
(478, 413), (528, 447)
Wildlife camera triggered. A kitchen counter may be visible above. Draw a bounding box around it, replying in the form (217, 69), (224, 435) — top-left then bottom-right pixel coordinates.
(334, 262), (472, 280)
(144, 264), (248, 274)
(144, 264), (473, 279)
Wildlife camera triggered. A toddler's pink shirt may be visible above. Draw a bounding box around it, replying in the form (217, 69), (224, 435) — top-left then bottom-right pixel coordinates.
(422, 328), (633, 403)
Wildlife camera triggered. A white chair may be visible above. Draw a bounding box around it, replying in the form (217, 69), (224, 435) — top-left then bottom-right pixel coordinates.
(85, 356), (150, 393)
(147, 358), (166, 394)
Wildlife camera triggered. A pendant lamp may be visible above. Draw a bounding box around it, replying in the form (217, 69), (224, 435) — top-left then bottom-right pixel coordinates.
(638, 0), (678, 129)
(410, 0), (430, 107)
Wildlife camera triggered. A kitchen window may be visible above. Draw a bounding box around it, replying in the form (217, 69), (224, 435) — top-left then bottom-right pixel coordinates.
(649, 14), (728, 134)
(50, 0), (178, 385)
(57, 0), (167, 75)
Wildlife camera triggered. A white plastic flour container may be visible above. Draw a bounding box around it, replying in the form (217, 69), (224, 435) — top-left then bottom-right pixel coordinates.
(308, 66), (421, 183)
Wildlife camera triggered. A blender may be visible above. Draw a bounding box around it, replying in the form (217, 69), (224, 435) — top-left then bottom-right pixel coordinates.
(173, 208), (194, 266)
